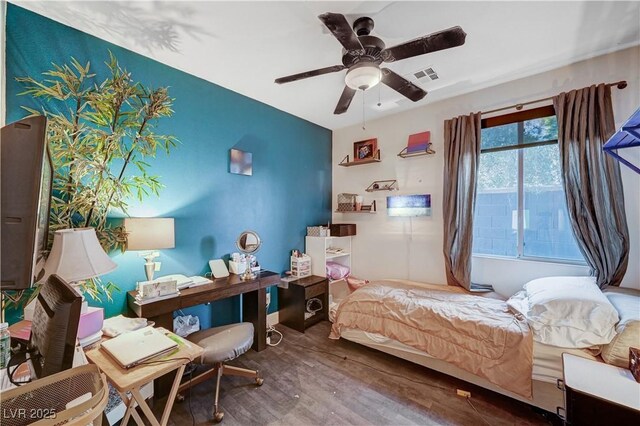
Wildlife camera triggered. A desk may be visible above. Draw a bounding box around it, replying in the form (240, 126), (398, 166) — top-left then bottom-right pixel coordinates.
(561, 353), (640, 424)
(85, 328), (203, 426)
(127, 270), (280, 353)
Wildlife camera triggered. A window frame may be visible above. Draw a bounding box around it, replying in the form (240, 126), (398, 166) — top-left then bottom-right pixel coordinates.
(476, 105), (586, 265)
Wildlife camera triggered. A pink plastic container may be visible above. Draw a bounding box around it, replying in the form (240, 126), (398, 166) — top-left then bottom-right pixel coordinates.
(77, 307), (104, 339)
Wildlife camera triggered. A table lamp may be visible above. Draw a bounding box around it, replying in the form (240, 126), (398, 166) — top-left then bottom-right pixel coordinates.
(124, 218), (175, 281)
(41, 227), (118, 312)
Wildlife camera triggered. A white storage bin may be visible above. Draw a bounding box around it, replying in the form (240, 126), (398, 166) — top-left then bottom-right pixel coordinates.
(229, 260), (247, 274)
(307, 226), (329, 237)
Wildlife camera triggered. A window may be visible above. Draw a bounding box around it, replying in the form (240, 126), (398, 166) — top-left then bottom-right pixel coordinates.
(472, 106), (584, 262)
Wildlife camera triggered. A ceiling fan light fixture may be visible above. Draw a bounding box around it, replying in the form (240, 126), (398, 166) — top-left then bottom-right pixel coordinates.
(276, 13), (463, 115)
(345, 64), (382, 91)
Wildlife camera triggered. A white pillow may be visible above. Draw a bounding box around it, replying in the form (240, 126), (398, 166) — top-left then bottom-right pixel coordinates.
(507, 276), (619, 348)
(601, 288), (640, 367)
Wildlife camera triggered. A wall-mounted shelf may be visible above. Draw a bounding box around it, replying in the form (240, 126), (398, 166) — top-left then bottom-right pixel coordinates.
(603, 107), (640, 173)
(335, 200), (376, 213)
(339, 149), (381, 167)
(397, 144), (436, 158)
(366, 179), (398, 192)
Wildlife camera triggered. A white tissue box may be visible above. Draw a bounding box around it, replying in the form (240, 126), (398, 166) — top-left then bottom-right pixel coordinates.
(229, 260), (246, 274)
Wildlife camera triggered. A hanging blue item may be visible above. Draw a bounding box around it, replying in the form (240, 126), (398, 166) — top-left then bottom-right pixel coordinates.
(603, 107), (640, 174)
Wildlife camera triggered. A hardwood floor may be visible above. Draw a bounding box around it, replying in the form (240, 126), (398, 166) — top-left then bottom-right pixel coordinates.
(157, 321), (552, 425)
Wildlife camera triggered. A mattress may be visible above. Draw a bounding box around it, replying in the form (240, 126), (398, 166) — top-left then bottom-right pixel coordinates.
(329, 280), (600, 412)
(340, 327), (598, 383)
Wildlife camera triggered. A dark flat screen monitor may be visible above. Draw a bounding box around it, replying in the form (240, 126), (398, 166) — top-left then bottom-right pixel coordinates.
(1, 116), (52, 290)
(29, 275), (82, 378)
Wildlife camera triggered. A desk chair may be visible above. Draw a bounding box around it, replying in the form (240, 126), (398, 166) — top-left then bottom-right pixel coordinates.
(177, 322), (263, 422)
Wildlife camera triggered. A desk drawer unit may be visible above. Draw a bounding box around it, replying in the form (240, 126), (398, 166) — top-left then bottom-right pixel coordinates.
(305, 282), (325, 300)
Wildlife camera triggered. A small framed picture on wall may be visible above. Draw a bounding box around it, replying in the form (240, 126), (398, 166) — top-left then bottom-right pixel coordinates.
(353, 138), (378, 162)
(229, 148), (253, 176)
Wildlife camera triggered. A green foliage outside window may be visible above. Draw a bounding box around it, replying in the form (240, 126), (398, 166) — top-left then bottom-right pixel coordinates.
(478, 116), (560, 192)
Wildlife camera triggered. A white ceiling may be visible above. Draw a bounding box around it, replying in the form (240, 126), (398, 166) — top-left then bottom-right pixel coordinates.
(11, 1), (640, 130)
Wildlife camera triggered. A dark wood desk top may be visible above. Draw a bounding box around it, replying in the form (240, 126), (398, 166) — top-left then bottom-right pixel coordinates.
(127, 270), (280, 319)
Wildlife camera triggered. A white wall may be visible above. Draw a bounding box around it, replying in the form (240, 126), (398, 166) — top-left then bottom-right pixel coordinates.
(332, 46), (640, 297)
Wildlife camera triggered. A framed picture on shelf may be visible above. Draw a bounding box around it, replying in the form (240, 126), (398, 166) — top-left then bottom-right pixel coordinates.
(353, 138), (377, 162)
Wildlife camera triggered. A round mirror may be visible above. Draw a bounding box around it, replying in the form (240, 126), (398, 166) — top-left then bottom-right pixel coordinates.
(236, 230), (261, 254)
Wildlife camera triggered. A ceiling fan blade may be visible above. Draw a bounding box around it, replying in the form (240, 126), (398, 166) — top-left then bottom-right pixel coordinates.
(275, 65), (346, 84)
(381, 68), (427, 102)
(318, 12), (364, 54)
(334, 86), (357, 115)
(382, 26), (466, 62)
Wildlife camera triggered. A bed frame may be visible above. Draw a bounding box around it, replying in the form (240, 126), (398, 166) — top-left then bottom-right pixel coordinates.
(341, 330), (564, 414)
(329, 280), (564, 416)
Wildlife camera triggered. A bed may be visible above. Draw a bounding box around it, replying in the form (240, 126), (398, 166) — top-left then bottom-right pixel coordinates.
(328, 279), (602, 414)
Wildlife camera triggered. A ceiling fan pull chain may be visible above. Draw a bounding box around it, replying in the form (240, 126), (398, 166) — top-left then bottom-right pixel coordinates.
(377, 84), (381, 107)
(362, 90), (366, 130)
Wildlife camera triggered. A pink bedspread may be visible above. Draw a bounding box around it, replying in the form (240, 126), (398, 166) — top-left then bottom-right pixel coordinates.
(330, 280), (533, 398)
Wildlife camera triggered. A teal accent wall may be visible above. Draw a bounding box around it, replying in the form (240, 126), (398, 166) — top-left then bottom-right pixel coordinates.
(4, 5), (332, 327)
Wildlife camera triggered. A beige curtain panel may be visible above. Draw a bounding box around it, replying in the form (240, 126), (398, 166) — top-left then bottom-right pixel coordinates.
(553, 84), (629, 288)
(443, 112), (481, 290)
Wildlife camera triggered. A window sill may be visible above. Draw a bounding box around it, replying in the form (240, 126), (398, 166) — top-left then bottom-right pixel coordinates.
(472, 254), (588, 267)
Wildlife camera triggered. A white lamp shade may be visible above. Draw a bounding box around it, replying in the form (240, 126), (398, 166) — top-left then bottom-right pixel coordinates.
(43, 228), (118, 282)
(124, 218), (175, 250)
(345, 64), (382, 90)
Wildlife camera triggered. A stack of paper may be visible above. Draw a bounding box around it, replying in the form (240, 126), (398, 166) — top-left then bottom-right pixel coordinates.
(79, 330), (103, 347)
(153, 274), (212, 290)
(188, 275), (213, 288)
(102, 315), (149, 337)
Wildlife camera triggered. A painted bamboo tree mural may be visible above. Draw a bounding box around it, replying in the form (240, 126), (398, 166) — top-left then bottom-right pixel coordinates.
(14, 52), (178, 301)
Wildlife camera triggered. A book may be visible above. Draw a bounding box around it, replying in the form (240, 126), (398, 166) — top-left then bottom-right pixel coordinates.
(470, 283), (495, 293)
(8, 320), (32, 341)
(407, 131), (431, 153)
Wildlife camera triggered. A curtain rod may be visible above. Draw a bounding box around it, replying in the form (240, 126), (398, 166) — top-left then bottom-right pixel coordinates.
(482, 80), (628, 116)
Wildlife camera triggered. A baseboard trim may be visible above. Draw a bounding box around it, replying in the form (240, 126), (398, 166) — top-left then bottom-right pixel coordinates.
(267, 311), (279, 325)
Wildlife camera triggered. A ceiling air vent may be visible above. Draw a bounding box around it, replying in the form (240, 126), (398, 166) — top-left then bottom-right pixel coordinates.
(413, 67), (439, 81)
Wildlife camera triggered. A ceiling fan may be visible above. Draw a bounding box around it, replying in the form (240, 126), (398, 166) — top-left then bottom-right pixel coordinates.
(275, 13), (467, 115)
